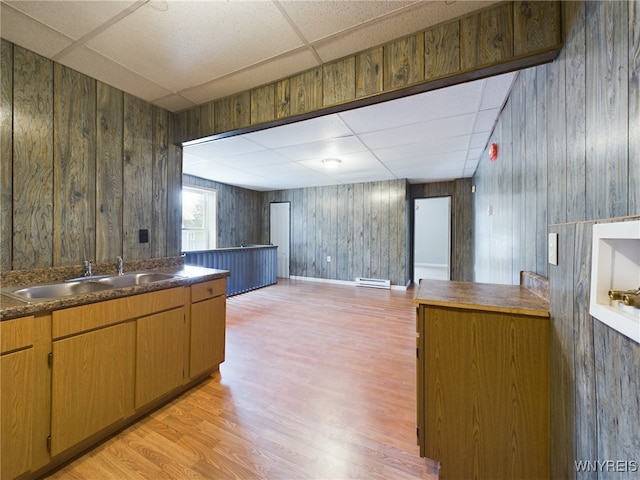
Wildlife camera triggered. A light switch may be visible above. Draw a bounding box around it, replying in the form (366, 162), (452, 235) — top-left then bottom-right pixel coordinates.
(548, 233), (558, 265)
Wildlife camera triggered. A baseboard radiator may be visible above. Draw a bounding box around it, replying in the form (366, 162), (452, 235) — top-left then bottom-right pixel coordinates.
(355, 277), (391, 289)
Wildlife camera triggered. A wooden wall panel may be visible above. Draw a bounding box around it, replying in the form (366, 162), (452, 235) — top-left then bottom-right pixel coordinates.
(573, 221), (597, 478)
(96, 82), (123, 263)
(513, 1), (562, 57)
(383, 34), (424, 90)
(510, 74), (524, 285)
(548, 223), (576, 480)
(473, 2), (640, 476)
(355, 47), (383, 98)
(535, 63), (549, 276)
(199, 101), (215, 138)
(123, 94), (153, 260)
(275, 79), (290, 119)
(424, 21), (460, 80)
(630, 0), (640, 213)
(564, 0), (587, 223)
(53, 65), (96, 265)
(12, 46), (53, 269)
(214, 92), (250, 132)
(290, 68), (322, 115)
(170, 2), (562, 146)
(323, 57), (355, 106)
(461, 3), (513, 71)
(522, 67), (538, 274)
(166, 122), (182, 256)
(546, 44), (566, 225)
(593, 320), (640, 473)
(256, 180), (409, 285)
(1, 40), (12, 271)
(151, 106), (169, 258)
(585, 0), (629, 220)
(250, 84), (275, 125)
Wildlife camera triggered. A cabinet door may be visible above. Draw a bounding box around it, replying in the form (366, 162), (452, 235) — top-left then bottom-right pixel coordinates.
(135, 307), (185, 408)
(51, 322), (134, 456)
(1, 348), (33, 480)
(190, 295), (226, 377)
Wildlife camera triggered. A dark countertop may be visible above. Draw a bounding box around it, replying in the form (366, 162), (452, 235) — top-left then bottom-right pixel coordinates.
(413, 279), (550, 317)
(1, 264), (229, 321)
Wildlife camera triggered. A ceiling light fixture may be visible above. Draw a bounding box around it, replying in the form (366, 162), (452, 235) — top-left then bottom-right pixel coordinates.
(322, 158), (342, 170)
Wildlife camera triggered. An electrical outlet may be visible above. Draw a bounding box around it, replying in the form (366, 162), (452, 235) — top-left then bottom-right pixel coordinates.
(139, 229), (149, 244)
(327, 256), (331, 262)
(548, 233), (558, 265)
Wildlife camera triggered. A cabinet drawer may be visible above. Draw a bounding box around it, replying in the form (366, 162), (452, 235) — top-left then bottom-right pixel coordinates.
(53, 287), (185, 339)
(1, 316), (34, 354)
(191, 278), (226, 303)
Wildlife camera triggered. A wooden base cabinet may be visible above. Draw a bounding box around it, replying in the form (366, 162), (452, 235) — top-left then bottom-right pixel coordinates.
(415, 280), (550, 480)
(189, 278), (226, 378)
(1, 316), (34, 480)
(135, 307), (185, 408)
(50, 322), (135, 456)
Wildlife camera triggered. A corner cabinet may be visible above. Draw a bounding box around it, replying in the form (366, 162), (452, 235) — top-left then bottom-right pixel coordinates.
(189, 278), (226, 378)
(414, 280), (550, 480)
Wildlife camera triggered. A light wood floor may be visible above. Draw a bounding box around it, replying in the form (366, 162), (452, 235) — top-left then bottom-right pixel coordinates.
(46, 279), (439, 479)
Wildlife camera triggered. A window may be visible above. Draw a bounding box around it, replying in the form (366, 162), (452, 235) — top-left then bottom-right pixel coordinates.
(181, 186), (217, 251)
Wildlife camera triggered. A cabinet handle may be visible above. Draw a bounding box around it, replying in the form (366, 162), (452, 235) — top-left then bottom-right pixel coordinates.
(207, 287), (214, 296)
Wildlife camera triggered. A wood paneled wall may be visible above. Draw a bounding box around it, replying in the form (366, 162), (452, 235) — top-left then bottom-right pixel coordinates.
(173, 1), (562, 145)
(182, 174), (262, 249)
(410, 179), (473, 282)
(1, 41), (181, 271)
(473, 1), (640, 477)
(260, 180), (410, 287)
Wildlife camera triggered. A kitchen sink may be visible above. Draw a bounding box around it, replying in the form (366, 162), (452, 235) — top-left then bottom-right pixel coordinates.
(95, 272), (178, 288)
(2, 271), (182, 303)
(4, 280), (113, 302)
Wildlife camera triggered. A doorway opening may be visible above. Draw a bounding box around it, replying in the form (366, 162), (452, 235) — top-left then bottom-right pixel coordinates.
(413, 196), (451, 284)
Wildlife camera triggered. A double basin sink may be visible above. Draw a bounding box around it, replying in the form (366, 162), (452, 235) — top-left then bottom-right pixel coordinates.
(2, 271), (182, 303)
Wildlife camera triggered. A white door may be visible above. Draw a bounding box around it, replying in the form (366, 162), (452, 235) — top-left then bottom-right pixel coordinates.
(270, 202), (290, 279)
(414, 197), (451, 284)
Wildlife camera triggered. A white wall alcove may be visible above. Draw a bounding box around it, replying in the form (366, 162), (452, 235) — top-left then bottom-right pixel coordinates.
(589, 220), (640, 344)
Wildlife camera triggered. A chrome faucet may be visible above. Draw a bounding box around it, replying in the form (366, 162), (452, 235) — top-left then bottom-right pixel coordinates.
(117, 256), (124, 276)
(83, 260), (92, 277)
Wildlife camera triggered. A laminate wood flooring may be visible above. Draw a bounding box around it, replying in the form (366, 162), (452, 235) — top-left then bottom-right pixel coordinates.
(46, 279), (439, 479)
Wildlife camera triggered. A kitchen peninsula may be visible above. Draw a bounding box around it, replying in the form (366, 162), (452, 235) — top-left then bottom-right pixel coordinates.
(414, 278), (550, 480)
(0, 257), (229, 480)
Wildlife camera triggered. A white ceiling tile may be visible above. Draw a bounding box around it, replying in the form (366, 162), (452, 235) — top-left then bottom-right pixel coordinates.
(276, 136), (367, 161)
(186, 136), (265, 160)
(339, 80), (483, 133)
(4, 0), (141, 40)
(84, 1), (303, 92)
(180, 48), (319, 104)
(473, 109), (501, 132)
(217, 150), (291, 169)
(481, 72), (518, 110)
(0, 3), (73, 58)
(152, 94), (197, 113)
(56, 45), (172, 103)
(279, 1), (413, 43)
(470, 132), (490, 149)
(359, 114), (475, 150)
(245, 115), (352, 148)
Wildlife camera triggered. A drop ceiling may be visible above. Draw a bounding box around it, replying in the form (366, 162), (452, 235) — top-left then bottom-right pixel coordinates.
(1, 0), (515, 191)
